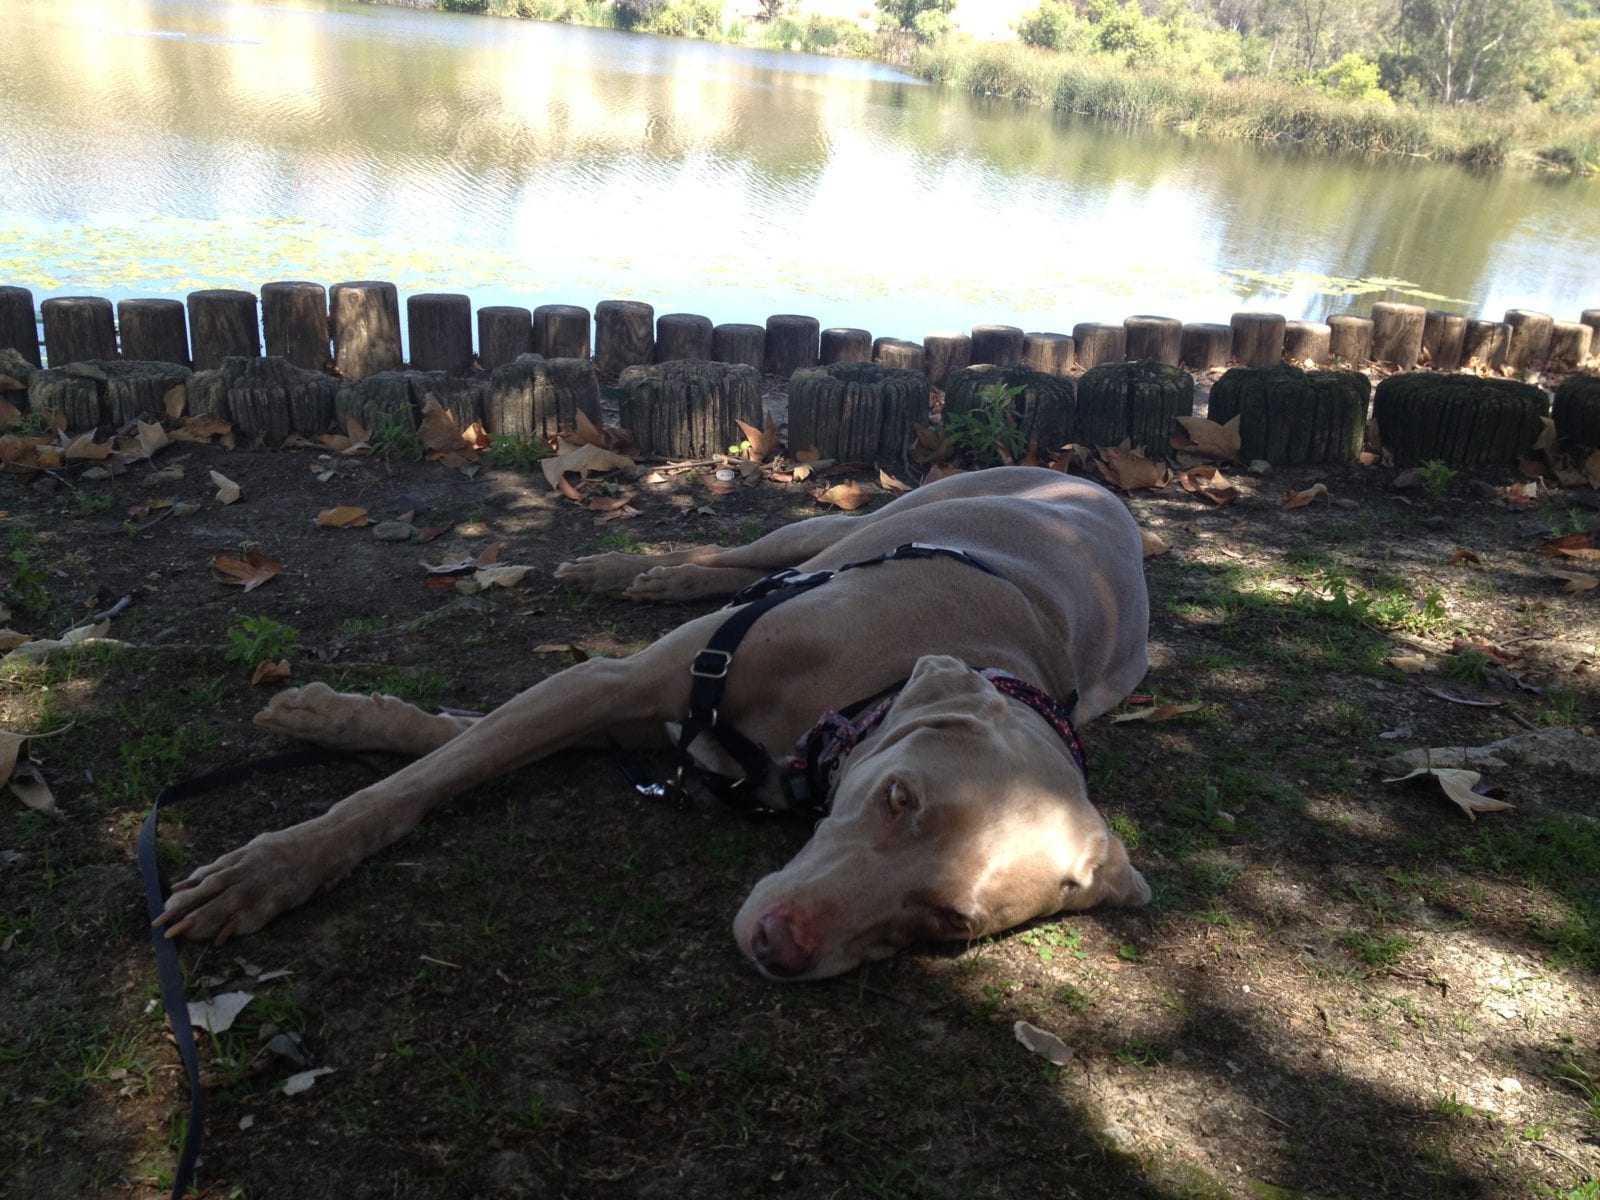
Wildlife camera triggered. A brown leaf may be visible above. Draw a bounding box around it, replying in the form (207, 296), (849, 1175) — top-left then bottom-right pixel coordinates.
(1110, 701), (1202, 724)
(1176, 466), (1237, 506)
(475, 542), (504, 567)
(1383, 654), (1433, 674)
(1171, 414), (1242, 461)
(210, 470), (241, 505)
(795, 446), (821, 463)
(596, 504), (641, 524)
(0, 629), (31, 651)
(588, 494), (635, 513)
(163, 383), (187, 420)
(416, 525), (448, 543)
(1450, 637), (1519, 664)
(1281, 483), (1331, 510)
(811, 481), (870, 511)
(64, 433), (114, 461)
(8, 761), (57, 815)
(461, 421), (492, 451)
(250, 659), (291, 686)
(878, 468), (912, 494)
(1382, 766), (1514, 822)
(0, 399), (20, 429)
(923, 462), (966, 484)
(1448, 548), (1481, 565)
(1499, 481), (1539, 510)
(735, 415), (781, 462)
(567, 409), (609, 449)
(539, 440), (635, 491)
(1541, 533), (1594, 555)
(210, 551), (281, 592)
(1550, 569), (1599, 593)
(419, 395), (474, 459)
(170, 413), (234, 444)
(136, 420), (172, 461)
(1585, 450), (1600, 490)
(1140, 529), (1170, 558)
(1095, 442), (1169, 491)
(316, 505), (370, 529)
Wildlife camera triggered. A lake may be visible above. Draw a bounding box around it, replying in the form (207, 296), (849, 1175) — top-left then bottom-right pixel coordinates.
(3, 0), (1597, 349)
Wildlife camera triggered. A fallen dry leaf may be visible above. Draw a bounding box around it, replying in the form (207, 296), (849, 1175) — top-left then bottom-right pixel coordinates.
(588, 494), (635, 513)
(316, 505), (370, 529)
(64, 433), (114, 461)
(1449, 549), (1481, 565)
(1382, 766), (1514, 822)
(1281, 482), (1332, 510)
(210, 470), (241, 505)
(211, 552), (282, 592)
(811, 481), (870, 511)
(1176, 465), (1238, 506)
(1013, 1020), (1074, 1065)
(923, 462), (966, 484)
(1541, 533), (1594, 555)
(735, 415), (781, 462)
(1585, 450), (1600, 490)
(539, 440), (635, 492)
(282, 1067), (335, 1097)
(1384, 655), (1434, 674)
(1450, 637), (1519, 664)
(1140, 529), (1170, 557)
(1095, 442), (1169, 491)
(1550, 569), (1599, 594)
(421, 556), (476, 576)
(1110, 701), (1202, 723)
(1499, 480), (1539, 510)
(188, 992), (255, 1034)
(170, 413), (235, 445)
(163, 383), (187, 420)
(878, 468), (912, 494)
(475, 542), (503, 568)
(474, 565), (529, 589)
(9, 762), (58, 815)
(1171, 414), (1242, 461)
(250, 659), (291, 686)
(596, 504), (641, 524)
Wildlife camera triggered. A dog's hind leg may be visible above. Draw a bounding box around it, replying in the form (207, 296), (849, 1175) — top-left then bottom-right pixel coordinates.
(253, 682), (478, 755)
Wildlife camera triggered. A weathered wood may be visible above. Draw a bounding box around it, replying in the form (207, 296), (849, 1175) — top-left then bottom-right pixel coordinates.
(765, 314), (820, 378)
(1072, 322), (1126, 370)
(1230, 311), (1285, 368)
(1549, 322), (1593, 371)
(1022, 332), (1073, 377)
(533, 304), (590, 360)
(1503, 309), (1554, 375)
(1179, 323), (1231, 369)
(407, 293), (474, 375)
(713, 323), (765, 372)
(0, 286), (41, 366)
(821, 327), (871, 365)
(655, 313), (714, 362)
(1208, 366), (1370, 465)
(787, 362), (929, 462)
(1075, 361), (1194, 454)
(1373, 373), (1548, 467)
(26, 369), (101, 430)
(1283, 321), (1331, 366)
(1420, 310), (1467, 372)
(260, 281), (329, 370)
(1553, 373), (1600, 452)
(594, 300), (654, 381)
(335, 370), (487, 439)
(1369, 301), (1426, 369)
(970, 324), (1024, 367)
(943, 364), (1075, 457)
(101, 360), (192, 427)
(190, 356), (340, 443)
(117, 299), (189, 366)
(1581, 309), (1600, 353)
(1123, 315), (1181, 365)
(923, 332), (972, 389)
(1328, 314), (1373, 364)
(187, 290), (260, 371)
(482, 356), (601, 442)
(330, 281), (403, 380)
(477, 306), (533, 371)
(1462, 320), (1508, 370)
(617, 359), (764, 458)
(41, 296), (116, 367)
(872, 337), (925, 374)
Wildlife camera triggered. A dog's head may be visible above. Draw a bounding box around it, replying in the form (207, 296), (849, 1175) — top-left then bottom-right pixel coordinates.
(733, 655), (1149, 980)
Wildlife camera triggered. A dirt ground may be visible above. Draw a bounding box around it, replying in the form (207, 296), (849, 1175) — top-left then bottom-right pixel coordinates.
(2, 404), (1599, 1199)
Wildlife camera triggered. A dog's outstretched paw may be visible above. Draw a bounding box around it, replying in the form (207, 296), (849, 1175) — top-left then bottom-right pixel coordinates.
(553, 552), (648, 593)
(255, 682), (425, 752)
(624, 564), (729, 602)
(153, 829), (326, 943)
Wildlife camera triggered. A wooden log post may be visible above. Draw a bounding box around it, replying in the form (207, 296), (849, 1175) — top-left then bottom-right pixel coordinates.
(1554, 373), (1600, 452)
(1283, 321), (1332, 366)
(187, 289), (260, 371)
(1328, 314), (1373, 364)
(594, 300), (655, 381)
(970, 324), (1024, 367)
(483, 356), (603, 442)
(0, 286), (42, 366)
(41, 297), (117, 367)
(534, 304), (591, 360)
(102, 361), (193, 427)
(923, 332), (972, 389)
(1123, 315), (1181, 365)
(477, 306), (533, 371)
(765, 314), (820, 378)
(117, 299), (189, 366)
(873, 337), (925, 374)
(1179, 323), (1232, 369)
(943, 365), (1075, 458)
(334, 370), (486, 438)
(1581, 309), (1600, 353)
(1462, 320), (1508, 370)
(330, 281), (403, 380)
(1369, 301), (1425, 369)
(1549, 322), (1593, 371)
(1207, 366), (1370, 465)
(821, 327), (871, 365)
(1022, 332), (1074, 376)
(1503, 309), (1554, 375)
(1373, 374), (1548, 466)
(203, 357), (340, 443)
(406, 293), (473, 375)
(654, 313), (714, 362)
(1230, 312), (1286, 368)
(1072, 322), (1126, 370)
(713, 323), (765, 372)
(787, 362), (929, 463)
(1075, 361), (1194, 454)
(616, 360), (764, 458)
(1420, 310), (1467, 372)
(26, 370), (101, 430)
(260, 281), (329, 370)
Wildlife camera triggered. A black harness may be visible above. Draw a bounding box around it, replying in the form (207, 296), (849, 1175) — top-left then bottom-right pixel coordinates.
(668, 542), (1084, 816)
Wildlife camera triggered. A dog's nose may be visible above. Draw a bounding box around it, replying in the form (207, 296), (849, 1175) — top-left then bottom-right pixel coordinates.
(751, 906), (814, 978)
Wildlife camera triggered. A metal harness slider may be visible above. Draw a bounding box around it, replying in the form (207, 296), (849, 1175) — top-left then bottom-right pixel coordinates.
(690, 648), (733, 679)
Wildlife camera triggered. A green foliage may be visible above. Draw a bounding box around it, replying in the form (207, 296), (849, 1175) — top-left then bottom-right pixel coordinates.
(943, 382), (1027, 468)
(759, 14), (875, 54)
(369, 411), (425, 462)
(876, 0), (954, 35)
(1419, 458), (1456, 497)
(1443, 649), (1492, 684)
(646, 0), (722, 37)
(224, 615), (301, 670)
(1018, 2), (1083, 51)
(4, 541), (53, 622)
(488, 434), (551, 472)
(438, 0), (490, 11)
(1316, 53), (1392, 103)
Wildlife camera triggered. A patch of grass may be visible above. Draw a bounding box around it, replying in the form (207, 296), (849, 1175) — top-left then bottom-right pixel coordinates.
(1418, 459), (1456, 499)
(1461, 816), (1600, 971)
(4, 536), (54, 623)
(224, 614), (301, 670)
(487, 434), (549, 472)
(323, 665), (450, 708)
(1443, 649), (1492, 685)
(369, 411), (425, 462)
(1016, 921), (1086, 964)
(1338, 930), (1413, 969)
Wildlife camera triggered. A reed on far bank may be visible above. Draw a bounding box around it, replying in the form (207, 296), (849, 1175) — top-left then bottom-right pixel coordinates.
(913, 41), (1600, 173)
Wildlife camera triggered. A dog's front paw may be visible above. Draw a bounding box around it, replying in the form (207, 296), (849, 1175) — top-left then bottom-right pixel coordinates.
(553, 552), (648, 592)
(255, 683), (419, 752)
(624, 564), (728, 602)
(153, 830), (332, 943)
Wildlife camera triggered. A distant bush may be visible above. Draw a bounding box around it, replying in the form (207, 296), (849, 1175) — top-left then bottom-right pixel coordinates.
(646, 0), (721, 37)
(1316, 54), (1392, 104)
(438, 0), (490, 12)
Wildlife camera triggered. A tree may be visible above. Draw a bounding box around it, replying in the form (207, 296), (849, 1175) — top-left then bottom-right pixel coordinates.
(754, 0), (792, 18)
(1393, 0), (1553, 102)
(875, 0), (956, 31)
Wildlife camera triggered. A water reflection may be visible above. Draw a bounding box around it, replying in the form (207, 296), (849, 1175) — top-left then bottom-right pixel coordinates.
(2, 0), (1595, 344)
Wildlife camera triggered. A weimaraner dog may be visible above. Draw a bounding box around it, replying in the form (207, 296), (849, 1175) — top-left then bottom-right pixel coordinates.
(157, 467), (1152, 979)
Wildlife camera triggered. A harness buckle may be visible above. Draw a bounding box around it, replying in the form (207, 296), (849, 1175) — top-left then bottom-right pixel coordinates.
(690, 648), (733, 679)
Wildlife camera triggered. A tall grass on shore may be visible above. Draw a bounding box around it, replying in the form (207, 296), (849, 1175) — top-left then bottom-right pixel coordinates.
(915, 41), (1600, 174)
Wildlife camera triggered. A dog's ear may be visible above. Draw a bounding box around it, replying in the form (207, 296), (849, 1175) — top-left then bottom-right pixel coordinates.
(887, 655), (1007, 725)
(1061, 828), (1151, 911)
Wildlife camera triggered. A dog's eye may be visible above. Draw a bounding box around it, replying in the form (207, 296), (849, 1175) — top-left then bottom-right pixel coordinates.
(933, 907), (975, 938)
(885, 780), (917, 816)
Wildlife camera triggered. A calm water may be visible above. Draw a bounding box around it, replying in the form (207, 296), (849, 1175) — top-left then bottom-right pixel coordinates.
(3, 0), (1597, 348)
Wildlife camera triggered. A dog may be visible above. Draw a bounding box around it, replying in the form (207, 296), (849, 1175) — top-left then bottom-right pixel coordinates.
(155, 467), (1153, 980)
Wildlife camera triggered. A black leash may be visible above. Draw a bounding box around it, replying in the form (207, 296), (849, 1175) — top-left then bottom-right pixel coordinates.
(138, 747), (380, 1200)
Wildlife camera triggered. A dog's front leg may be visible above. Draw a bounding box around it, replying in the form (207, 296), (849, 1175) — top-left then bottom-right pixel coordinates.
(154, 655), (674, 942)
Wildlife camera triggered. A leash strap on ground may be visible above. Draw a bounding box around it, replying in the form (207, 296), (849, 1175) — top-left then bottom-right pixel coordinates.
(138, 747), (380, 1200)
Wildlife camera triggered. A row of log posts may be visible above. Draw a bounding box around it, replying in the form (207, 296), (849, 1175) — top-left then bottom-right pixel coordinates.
(2, 281), (1597, 394)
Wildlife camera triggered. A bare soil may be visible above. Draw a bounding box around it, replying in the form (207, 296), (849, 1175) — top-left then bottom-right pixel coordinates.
(2, 431), (1598, 1200)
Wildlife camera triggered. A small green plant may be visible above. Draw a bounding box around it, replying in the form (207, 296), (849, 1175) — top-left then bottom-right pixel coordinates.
(488, 435), (549, 472)
(1444, 649), (1492, 684)
(1338, 929), (1413, 968)
(1433, 1092), (1474, 1119)
(64, 490), (113, 518)
(1018, 922), (1086, 963)
(1418, 459), (1456, 498)
(943, 382), (1026, 468)
(369, 411), (425, 461)
(224, 615), (301, 670)
(4, 541), (53, 621)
